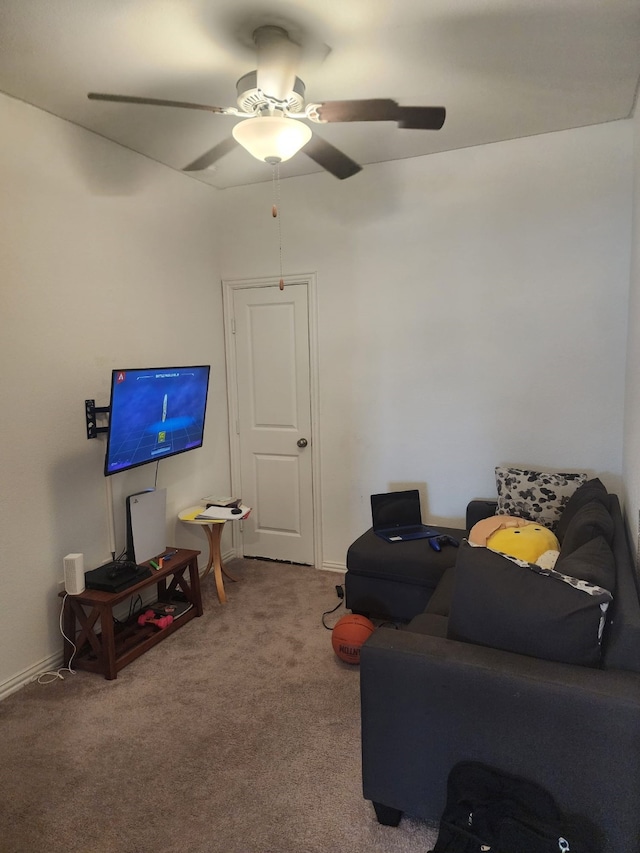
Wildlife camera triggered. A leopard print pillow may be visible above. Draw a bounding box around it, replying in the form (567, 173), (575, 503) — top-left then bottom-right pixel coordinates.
(495, 466), (588, 531)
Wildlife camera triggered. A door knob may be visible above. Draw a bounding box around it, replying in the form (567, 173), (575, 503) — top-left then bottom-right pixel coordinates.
(297, 438), (308, 448)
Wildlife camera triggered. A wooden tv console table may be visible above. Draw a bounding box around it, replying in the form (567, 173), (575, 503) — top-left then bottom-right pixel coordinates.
(60, 548), (202, 680)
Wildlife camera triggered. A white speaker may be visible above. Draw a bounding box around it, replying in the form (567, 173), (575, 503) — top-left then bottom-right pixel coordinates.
(63, 553), (85, 595)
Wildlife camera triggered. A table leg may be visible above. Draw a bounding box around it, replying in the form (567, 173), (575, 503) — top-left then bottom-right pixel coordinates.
(204, 523), (239, 582)
(203, 523), (227, 604)
(210, 525), (240, 583)
(99, 603), (118, 680)
(188, 555), (204, 617)
(67, 599), (102, 659)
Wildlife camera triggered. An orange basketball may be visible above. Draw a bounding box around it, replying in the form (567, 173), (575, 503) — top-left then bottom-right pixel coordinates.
(331, 614), (376, 664)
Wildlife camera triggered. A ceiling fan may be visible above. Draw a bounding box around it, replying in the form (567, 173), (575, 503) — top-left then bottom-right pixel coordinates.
(88, 25), (446, 180)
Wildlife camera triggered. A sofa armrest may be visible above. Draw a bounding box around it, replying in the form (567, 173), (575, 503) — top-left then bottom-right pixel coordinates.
(360, 627), (640, 853)
(466, 499), (497, 530)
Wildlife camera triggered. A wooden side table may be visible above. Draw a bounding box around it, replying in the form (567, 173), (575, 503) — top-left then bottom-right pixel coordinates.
(60, 548), (202, 680)
(178, 507), (240, 604)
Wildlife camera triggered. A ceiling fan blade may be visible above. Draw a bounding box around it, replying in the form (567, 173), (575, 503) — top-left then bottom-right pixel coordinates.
(315, 99), (446, 130)
(302, 135), (362, 180)
(88, 92), (227, 114)
(396, 106), (446, 130)
(183, 137), (238, 171)
(316, 99), (399, 122)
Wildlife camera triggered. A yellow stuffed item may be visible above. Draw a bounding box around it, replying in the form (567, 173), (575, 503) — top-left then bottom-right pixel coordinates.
(487, 524), (560, 563)
(469, 515), (537, 547)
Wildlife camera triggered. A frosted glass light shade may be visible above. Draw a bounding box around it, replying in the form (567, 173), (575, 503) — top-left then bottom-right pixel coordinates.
(232, 116), (312, 164)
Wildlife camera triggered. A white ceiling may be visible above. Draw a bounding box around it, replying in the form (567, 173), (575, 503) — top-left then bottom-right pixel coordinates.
(1, 0), (639, 190)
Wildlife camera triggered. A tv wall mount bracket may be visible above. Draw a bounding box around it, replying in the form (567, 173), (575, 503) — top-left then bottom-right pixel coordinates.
(85, 399), (110, 439)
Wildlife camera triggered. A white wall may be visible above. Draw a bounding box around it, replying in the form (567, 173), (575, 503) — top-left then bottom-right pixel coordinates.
(218, 121), (633, 567)
(1, 90), (634, 694)
(0, 94), (229, 693)
(623, 102), (640, 558)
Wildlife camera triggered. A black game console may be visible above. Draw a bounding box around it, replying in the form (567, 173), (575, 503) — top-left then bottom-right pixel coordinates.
(85, 560), (152, 593)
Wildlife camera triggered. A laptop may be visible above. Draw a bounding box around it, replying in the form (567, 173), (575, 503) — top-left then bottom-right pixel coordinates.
(371, 489), (439, 542)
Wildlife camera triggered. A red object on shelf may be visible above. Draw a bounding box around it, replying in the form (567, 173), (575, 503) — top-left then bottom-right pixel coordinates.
(137, 609), (174, 630)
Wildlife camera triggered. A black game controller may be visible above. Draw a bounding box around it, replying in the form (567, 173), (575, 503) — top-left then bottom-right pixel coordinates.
(428, 535), (460, 552)
(106, 559), (139, 579)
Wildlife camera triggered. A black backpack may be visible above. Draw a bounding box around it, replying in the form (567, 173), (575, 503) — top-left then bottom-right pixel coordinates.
(429, 762), (601, 853)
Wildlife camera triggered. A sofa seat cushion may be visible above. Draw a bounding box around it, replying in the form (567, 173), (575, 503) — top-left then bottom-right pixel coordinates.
(346, 526), (465, 588)
(425, 565), (456, 616)
(447, 543), (612, 666)
(406, 612), (448, 638)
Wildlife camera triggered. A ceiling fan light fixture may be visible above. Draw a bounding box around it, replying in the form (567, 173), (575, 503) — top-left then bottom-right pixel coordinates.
(232, 115), (312, 164)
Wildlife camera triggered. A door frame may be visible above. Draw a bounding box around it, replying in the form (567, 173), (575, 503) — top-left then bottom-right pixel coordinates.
(221, 272), (322, 570)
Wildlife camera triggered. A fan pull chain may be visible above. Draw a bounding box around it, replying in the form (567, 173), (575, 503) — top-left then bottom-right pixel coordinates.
(271, 162), (285, 290)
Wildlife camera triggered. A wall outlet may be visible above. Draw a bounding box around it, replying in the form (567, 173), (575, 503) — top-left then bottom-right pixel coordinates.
(58, 580), (65, 593)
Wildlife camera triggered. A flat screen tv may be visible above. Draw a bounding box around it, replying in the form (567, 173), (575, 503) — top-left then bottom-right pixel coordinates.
(104, 365), (210, 476)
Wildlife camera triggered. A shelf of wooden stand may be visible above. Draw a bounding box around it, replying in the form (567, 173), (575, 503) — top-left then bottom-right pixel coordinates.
(59, 548), (202, 680)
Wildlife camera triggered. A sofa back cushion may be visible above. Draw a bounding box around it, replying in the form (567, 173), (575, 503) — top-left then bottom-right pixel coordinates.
(558, 499), (615, 557)
(447, 543), (612, 667)
(602, 494), (640, 672)
(555, 478), (609, 543)
(554, 536), (615, 591)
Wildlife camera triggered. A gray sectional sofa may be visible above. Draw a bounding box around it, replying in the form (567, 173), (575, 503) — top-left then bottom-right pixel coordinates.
(359, 480), (640, 853)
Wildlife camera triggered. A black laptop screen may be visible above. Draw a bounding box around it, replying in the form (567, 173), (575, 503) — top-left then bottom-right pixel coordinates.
(371, 490), (423, 529)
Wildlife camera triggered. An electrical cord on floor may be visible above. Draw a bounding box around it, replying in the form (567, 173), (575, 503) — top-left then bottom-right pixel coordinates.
(322, 584), (345, 629)
(36, 593), (77, 684)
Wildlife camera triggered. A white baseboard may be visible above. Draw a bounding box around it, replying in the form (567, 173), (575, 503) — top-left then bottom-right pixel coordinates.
(321, 560), (346, 574)
(0, 650), (65, 702)
(219, 548), (345, 574)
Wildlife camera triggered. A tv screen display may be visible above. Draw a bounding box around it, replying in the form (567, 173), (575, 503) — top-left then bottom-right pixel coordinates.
(104, 365), (210, 476)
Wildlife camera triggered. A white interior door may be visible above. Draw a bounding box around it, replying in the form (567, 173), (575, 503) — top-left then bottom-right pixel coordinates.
(227, 281), (315, 564)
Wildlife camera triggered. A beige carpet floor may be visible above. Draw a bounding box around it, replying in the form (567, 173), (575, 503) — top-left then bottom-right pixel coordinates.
(0, 559), (439, 853)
